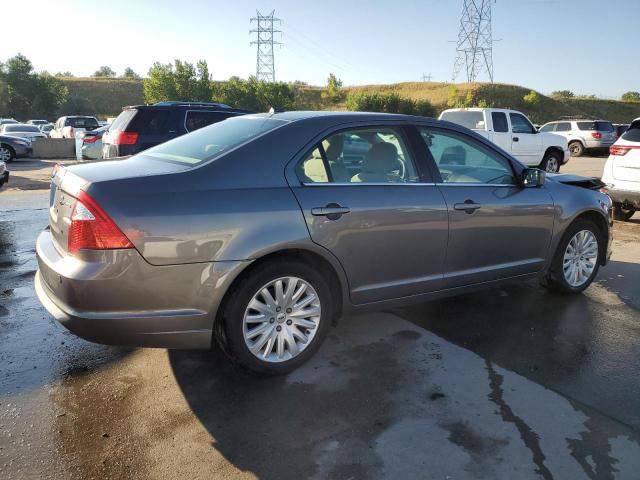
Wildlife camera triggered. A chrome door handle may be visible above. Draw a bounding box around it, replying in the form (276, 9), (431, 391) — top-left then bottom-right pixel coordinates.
(311, 204), (350, 219)
(454, 200), (482, 214)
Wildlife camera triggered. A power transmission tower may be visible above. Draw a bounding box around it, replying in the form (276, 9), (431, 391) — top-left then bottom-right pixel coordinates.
(452, 0), (494, 83)
(421, 73), (432, 82)
(250, 10), (282, 82)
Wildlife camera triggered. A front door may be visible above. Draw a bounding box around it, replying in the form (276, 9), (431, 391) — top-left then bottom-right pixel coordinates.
(509, 112), (543, 166)
(289, 125), (448, 304)
(417, 126), (555, 288)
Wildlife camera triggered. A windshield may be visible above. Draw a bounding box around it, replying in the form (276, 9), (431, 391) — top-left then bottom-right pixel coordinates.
(4, 124), (40, 132)
(440, 111), (486, 130)
(140, 116), (286, 166)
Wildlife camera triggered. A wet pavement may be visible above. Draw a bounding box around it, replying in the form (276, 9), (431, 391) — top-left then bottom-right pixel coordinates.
(1, 189), (640, 479)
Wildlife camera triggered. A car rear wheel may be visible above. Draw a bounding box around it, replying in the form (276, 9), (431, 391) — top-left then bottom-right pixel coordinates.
(540, 151), (561, 173)
(542, 219), (602, 294)
(220, 260), (332, 374)
(0, 145), (15, 163)
(569, 141), (584, 157)
(613, 203), (636, 221)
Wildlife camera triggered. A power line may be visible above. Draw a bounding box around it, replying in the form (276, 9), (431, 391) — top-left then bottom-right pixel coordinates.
(452, 0), (495, 83)
(250, 10), (282, 82)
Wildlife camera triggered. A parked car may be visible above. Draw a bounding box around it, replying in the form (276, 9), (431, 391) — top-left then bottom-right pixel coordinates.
(439, 108), (569, 172)
(0, 135), (32, 162)
(0, 118), (19, 125)
(602, 118), (640, 220)
(75, 125), (108, 160)
(50, 116), (100, 139)
(101, 101), (249, 159)
(0, 123), (47, 142)
(539, 119), (616, 157)
(613, 123), (629, 140)
(35, 112), (613, 374)
(39, 124), (54, 136)
(0, 160), (8, 188)
(26, 119), (49, 126)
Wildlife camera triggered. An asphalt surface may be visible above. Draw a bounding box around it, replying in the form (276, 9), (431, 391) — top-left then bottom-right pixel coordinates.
(1, 156), (640, 479)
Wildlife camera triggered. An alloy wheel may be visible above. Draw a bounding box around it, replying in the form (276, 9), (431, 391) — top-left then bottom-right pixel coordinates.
(562, 230), (598, 287)
(0, 147), (11, 162)
(243, 276), (321, 363)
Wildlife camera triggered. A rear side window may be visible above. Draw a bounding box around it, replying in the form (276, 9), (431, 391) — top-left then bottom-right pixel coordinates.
(141, 116), (286, 166)
(109, 109), (137, 132)
(491, 112), (508, 132)
(128, 109), (171, 134)
(622, 123), (640, 142)
(185, 111), (232, 132)
(440, 111), (485, 130)
(577, 121), (614, 132)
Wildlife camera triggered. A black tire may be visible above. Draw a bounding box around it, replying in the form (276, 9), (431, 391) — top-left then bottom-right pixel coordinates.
(542, 219), (603, 294)
(613, 203), (635, 221)
(0, 144), (16, 163)
(540, 150), (561, 173)
(220, 260), (333, 375)
(568, 141), (584, 157)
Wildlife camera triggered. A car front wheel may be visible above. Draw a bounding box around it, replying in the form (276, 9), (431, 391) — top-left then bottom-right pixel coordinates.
(0, 145), (15, 163)
(221, 260), (332, 374)
(542, 219), (602, 293)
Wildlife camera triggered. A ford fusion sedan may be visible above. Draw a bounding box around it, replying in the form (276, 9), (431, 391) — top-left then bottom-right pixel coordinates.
(35, 112), (613, 374)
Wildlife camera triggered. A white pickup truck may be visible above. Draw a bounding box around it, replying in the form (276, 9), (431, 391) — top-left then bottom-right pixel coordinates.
(439, 108), (569, 173)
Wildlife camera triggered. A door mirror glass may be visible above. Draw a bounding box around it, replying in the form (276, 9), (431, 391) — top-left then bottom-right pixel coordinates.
(522, 168), (545, 187)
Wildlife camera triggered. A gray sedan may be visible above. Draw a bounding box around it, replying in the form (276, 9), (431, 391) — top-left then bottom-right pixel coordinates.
(35, 112), (613, 374)
(0, 134), (33, 162)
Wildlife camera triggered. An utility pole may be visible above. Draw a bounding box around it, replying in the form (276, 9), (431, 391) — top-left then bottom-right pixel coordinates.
(452, 0), (494, 83)
(421, 73), (432, 82)
(250, 10), (282, 82)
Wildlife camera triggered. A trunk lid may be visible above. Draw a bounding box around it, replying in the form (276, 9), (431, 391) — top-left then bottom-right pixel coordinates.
(612, 138), (640, 183)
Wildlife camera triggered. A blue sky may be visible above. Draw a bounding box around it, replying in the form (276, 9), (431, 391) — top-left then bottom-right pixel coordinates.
(2, 0), (638, 97)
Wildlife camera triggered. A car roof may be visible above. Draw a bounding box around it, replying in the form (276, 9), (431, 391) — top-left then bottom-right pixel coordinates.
(122, 101), (245, 112)
(247, 110), (433, 123)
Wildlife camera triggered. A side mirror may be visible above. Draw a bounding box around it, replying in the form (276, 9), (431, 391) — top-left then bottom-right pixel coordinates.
(522, 168), (545, 187)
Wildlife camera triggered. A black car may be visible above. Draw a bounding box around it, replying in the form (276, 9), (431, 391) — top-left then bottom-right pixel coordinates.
(0, 135), (33, 162)
(614, 123), (629, 140)
(101, 101), (250, 159)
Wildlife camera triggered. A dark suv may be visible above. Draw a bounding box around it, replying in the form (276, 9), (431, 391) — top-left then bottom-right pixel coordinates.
(102, 102), (250, 159)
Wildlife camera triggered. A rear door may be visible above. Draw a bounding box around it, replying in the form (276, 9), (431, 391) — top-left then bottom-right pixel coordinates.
(489, 111), (511, 153)
(509, 112), (542, 166)
(288, 124), (448, 304)
(417, 126), (555, 288)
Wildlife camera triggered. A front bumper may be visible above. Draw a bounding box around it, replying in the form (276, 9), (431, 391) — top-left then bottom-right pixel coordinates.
(607, 187), (640, 209)
(35, 228), (248, 349)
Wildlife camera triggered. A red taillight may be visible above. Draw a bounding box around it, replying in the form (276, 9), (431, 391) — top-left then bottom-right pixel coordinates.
(83, 135), (101, 143)
(68, 191), (134, 255)
(591, 132), (602, 139)
(112, 131), (139, 145)
(609, 145), (640, 156)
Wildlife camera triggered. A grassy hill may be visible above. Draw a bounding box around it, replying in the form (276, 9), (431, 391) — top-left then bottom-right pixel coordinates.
(61, 77), (640, 124)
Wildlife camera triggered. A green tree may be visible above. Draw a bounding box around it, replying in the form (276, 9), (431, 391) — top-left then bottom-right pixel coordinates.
(193, 60), (213, 102)
(55, 71), (74, 77)
(144, 62), (177, 103)
(523, 90), (541, 106)
(345, 91), (435, 117)
(0, 53), (68, 118)
(621, 91), (640, 102)
(551, 90), (574, 99)
(122, 67), (140, 80)
(93, 66), (116, 77)
(174, 60), (196, 100)
(321, 73), (344, 103)
(213, 76), (294, 111)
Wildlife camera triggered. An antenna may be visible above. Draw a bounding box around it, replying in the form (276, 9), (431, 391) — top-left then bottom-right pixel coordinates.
(250, 10), (283, 82)
(452, 0), (494, 83)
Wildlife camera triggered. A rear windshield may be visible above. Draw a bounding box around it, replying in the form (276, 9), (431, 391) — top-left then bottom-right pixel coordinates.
(66, 117), (99, 128)
(621, 122), (640, 142)
(140, 116), (287, 166)
(440, 111), (485, 130)
(4, 124), (40, 132)
(577, 121), (614, 132)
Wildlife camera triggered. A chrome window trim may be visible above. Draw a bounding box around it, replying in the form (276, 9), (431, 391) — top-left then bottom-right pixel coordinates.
(300, 182), (437, 187)
(435, 183), (519, 187)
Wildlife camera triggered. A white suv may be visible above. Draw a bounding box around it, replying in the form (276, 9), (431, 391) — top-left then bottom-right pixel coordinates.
(539, 119), (616, 157)
(602, 118), (640, 220)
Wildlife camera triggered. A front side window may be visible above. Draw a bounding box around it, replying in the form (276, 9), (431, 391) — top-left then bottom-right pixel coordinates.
(509, 113), (535, 134)
(297, 127), (420, 184)
(419, 127), (517, 185)
(491, 112), (509, 132)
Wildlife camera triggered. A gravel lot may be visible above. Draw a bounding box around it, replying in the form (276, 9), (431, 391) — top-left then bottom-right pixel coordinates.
(1, 154), (639, 479)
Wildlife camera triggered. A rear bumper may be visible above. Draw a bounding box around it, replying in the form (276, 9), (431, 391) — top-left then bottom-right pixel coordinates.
(585, 140), (614, 149)
(35, 228), (249, 349)
(608, 188), (640, 208)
